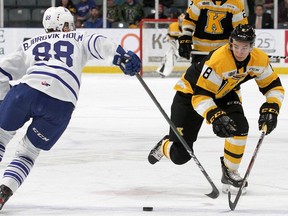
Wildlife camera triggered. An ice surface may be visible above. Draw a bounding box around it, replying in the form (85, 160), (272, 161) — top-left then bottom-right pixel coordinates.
(1, 74), (288, 215)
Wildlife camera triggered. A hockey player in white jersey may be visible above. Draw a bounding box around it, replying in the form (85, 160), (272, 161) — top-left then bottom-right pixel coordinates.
(0, 6), (141, 210)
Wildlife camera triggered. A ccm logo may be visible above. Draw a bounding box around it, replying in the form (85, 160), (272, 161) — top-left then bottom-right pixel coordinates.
(33, 128), (50, 141)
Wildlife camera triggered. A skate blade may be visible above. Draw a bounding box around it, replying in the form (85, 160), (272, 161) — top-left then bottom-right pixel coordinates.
(222, 184), (247, 195)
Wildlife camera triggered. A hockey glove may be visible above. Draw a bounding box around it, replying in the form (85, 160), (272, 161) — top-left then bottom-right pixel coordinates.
(207, 108), (237, 138)
(113, 45), (141, 76)
(258, 102), (279, 135)
(178, 35), (192, 60)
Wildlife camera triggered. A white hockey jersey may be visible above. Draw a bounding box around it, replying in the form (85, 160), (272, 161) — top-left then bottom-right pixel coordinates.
(0, 31), (120, 106)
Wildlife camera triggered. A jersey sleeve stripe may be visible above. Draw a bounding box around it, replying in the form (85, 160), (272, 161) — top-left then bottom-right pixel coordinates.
(192, 96), (217, 118)
(30, 71), (78, 100)
(0, 67), (13, 80)
(265, 88), (285, 105)
(34, 63), (80, 88)
(257, 73), (281, 92)
(197, 76), (221, 94)
(254, 65), (273, 81)
(189, 3), (200, 17)
(88, 34), (105, 60)
(232, 11), (247, 23)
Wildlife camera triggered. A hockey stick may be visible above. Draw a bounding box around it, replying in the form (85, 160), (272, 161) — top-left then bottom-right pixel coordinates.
(268, 56), (288, 63)
(268, 55), (288, 59)
(228, 125), (267, 210)
(135, 73), (219, 199)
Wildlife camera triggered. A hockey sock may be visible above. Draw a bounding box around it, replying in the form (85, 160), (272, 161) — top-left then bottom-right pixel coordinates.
(0, 143), (5, 162)
(0, 128), (16, 162)
(162, 139), (172, 159)
(1, 136), (40, 193)
(223, 136), (247, 170)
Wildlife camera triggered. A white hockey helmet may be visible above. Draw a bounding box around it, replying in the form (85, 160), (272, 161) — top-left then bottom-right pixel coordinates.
(42, 6), (75, 33)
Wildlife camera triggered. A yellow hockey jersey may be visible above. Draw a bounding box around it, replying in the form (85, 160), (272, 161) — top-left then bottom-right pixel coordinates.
(174, 43), (285, 119)
(182, 0), (248, 52)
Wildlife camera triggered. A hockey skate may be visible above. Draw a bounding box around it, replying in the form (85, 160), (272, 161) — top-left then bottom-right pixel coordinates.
(0, 185), (13, 210)
(148, 135), (169, 164)
(220, 157), (247, 195)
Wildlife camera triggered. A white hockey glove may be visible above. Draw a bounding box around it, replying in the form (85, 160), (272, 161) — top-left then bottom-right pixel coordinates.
(113, 45), (141, 76)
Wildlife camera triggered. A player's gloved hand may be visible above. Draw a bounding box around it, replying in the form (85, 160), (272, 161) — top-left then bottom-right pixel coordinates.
(113, 45), (141, 76)
(123, 51), (141, 76)
(207, 108), (237, 138)
(258, 102), (279, 135)
(178, 35), (192, 60)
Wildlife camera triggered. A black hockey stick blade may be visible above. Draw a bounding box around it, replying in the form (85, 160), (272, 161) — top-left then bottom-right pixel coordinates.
(206, 189), (220, 199)
(228, 191), (236, 210)
(228, 185), (243, 210)
(228, 126), (267, 210)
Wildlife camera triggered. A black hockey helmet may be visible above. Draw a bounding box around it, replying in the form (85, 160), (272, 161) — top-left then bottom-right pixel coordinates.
(229, 24), (256, 44)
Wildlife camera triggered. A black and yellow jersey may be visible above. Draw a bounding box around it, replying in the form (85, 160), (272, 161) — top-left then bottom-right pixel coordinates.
(167, 22), (182, 40)
(182, 0), (248, 52)
(174, 43), (285, 119)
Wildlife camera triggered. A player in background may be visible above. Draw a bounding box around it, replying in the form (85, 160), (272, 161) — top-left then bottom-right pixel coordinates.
(178, 0), (248, 64)
(156, 13), (185, 78)
(148, 24), (284, 193)
(0, 6), (141, 210)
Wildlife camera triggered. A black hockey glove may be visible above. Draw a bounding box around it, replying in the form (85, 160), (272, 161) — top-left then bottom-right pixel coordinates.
(178, 35), (192, 60)
(207, 108), (237, 138)
(113, 45), (141, 76)
(258, 102), (279, 135)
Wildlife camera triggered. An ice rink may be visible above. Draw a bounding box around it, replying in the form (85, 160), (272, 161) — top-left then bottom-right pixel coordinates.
(1, 73), (288, 215)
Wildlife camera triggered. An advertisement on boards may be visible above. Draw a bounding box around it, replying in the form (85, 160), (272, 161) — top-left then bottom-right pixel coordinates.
(0, 28), (287, 72)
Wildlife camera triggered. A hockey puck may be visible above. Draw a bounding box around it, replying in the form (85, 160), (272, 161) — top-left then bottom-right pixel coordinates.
(143, 207), (153, 211)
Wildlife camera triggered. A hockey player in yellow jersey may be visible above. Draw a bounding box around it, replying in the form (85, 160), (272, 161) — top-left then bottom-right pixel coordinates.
(148, 24), (284, 193)
(156, 13), (185, 77)
(178, 0), (248, 63)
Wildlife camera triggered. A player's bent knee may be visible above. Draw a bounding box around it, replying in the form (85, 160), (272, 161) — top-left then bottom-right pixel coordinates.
(236, 118), (249, 136)
(230, 113), (249, 136)
(15, 136), (41, 161)
(169, 142), (191, 165)
(0, 128), (15, 146)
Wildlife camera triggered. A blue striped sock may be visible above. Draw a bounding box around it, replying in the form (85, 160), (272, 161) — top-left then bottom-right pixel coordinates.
(0, 144), (5, 162)
(3, 156), (34, 189)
